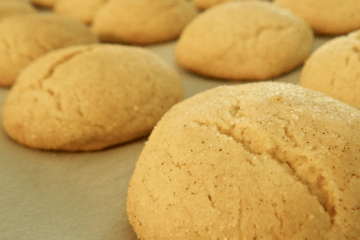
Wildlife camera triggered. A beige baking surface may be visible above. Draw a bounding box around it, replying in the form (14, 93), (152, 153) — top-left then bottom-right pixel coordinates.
(0, 35), (332, 239)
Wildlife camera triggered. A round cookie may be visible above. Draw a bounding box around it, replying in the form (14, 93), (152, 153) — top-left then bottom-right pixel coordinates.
(0, 13), (98, 87)
(1, 44), (184, 151)
(299, 30), (360, 109)
(274, 0), (360, 35)
(28, 0), (57, 8)
(92, 0), (198, 45)
(192, 0), (271, 10)
(175, 1), (313, 81)
(54, 0), (108, 24)
(0, 0), (36, 18)
(127, 82), (360, 240)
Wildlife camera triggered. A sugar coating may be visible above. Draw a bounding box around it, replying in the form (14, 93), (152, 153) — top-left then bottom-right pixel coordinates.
(127, 82), (360, 239)
(175, 1), (313, 81)
(274, 0), (360, 35)
(1, 44), (184, 151)
(92, 0), (198, 45)
(0, 13), (98, 87)
(0, 0), (36, 18)
(300, 30), (360, 109)
(54, 0), (107, 24)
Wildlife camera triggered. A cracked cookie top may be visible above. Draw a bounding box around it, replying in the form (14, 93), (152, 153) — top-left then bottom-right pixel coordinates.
(1, 44), (184, 151)
(127, 82), (360, 240)
(91, 0), (198, 45)
(0, 13), (98, 87)
(300, 29), (360, 110)
(175, 1), (313, 81)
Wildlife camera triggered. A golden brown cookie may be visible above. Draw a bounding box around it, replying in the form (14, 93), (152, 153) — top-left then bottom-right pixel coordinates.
(0, 0), (36, 18)
(92, 0), (198, 45)
(0, 13), (98, 87)
(1, 44), (184, 151)
(300, 30), (360, 109)
(29, 0), (57, 8)
(54, 0), (108, 24)
(175, 1), (313, 81)
(274, 0), (360, 35)
(127, 82), (360, 240)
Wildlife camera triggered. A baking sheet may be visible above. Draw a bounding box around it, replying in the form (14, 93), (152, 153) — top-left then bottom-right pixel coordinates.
(0, 36), (332, 240)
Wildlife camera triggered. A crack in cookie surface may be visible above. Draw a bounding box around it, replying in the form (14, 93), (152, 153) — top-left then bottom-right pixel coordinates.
(191, 113), (337, 225)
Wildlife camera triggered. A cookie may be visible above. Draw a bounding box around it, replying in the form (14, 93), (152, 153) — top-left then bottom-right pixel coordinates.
(54, 0), (107, 24)
(192, 0), (270, 10)
(92, 0), (198, 45)
(299, 30), (360, 109)
(274, 0), (360, 35)
(0, 13), (98, 87)
(175, 1), (313, 81)
(127, 82), (360, 240)
(0, 0), (36, 18)
(1, 44), (184, 151)
(28, 0), (57, 8)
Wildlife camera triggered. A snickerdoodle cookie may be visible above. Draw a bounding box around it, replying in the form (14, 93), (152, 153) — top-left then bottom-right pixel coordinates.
(274, 0), (360, 35)
(127, 82), (360, 240)
(0, 0), (36, 18)
(175, 1), (313, 81)
(54, 0), (107, 24)
(2, 44), (183, 151)
(92, 0), (198, 45)
(0, 13), (98, 87)
(300, 30), (360, 109)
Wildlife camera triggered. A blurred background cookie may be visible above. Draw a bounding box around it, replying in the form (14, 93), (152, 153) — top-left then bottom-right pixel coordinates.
(192, 0), (272, 10)
(0, 0), (37, 18)
(92, 0), (198, 45)
(0, 13), (98, 87)
(127, 82), (360, 240)
(1, 44), (184, 151)
(29, 0), (57, 8)
(300, 29), (360, 109)
(54, 0), (108, 24)
(175, 1), (313, 81)
(274, 0), (360, 35)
